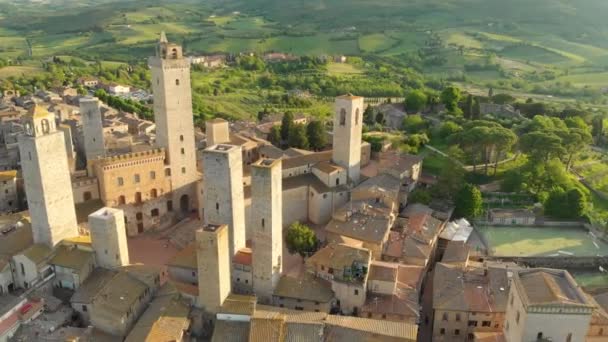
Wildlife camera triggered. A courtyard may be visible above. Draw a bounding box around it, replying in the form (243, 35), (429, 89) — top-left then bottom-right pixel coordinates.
(476, 225), (608, 257)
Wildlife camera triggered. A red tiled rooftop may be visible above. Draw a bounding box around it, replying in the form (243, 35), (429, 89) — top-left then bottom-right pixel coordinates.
(234, 248), (253, 266)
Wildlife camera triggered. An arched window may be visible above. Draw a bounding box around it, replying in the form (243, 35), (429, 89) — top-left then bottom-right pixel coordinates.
(339, 109), (346, 126)
(41, 119), (50, 134)
(135, 192), (142, 204)
(151, 189), (158, 198)
(118, 195), (126, 205)
(171, 48), (178, 59)
(355, 108), (360, 125)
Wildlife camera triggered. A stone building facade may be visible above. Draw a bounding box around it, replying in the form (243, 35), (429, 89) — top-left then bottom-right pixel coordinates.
(93, 149), (174, 235)
(80, 97), (106, 169)
(0, 170), (18, 213)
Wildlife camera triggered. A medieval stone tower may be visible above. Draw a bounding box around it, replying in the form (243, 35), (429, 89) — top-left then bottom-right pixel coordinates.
(205, 118), (230, 147)
(196, 224), (231, 313)
(88, 207), (130, 269)
(79, 96), (105, 170)
(148, 32), (198, 213)
(202, 144), (246, 259)
(18, 105), (79, 247)
(332, 95), (364, 184)
(251, 158), (283, 304)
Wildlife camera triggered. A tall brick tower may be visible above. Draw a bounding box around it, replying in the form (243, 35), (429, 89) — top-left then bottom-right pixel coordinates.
(196, 224), (231, 313)
(251, 158), (283, 304)
(148, 32), (198, 215)
(18, 105), (79, 247)
(332, 95), (364, 184)
(88, 207), (130, 269)
(202, 144), (246, 259)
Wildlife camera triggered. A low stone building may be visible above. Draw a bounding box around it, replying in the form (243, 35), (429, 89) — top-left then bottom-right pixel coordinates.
(432, 262), (511, 341)
(503, 268), (595, 342)
(273, 273), (335, 313)
(0, 170), (18, 213)
(49, 243), (95, 290)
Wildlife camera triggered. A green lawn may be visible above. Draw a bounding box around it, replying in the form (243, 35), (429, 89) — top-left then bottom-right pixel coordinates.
(477, 225), (608, 257)
(327, 62), (363, 75)
(0, 66), (44, 79)
(358, 33), (398, 53)
(571, 270), (608, 288)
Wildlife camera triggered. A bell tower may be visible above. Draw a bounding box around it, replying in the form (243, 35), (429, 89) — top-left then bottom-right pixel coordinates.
(332, 94), (364, 184)
(18, 105), (79, 247)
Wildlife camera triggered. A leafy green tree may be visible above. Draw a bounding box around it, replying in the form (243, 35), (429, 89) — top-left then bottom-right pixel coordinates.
(464, 94), (474, 119)
(545, 188), (588, 219)
(454, 183), (483, 219)
(439, 121), (462, 139)
(285, 222), (318, 258)
(405, 90), (427, 113)
(281, 111), (294, 143)
(306, 120), (327, 151)
(408, 189), (432, 205)
(592, 114), (605, 145)
(288, 124), (309, 149)
(268, 125), (281, 147)
(440, 86), (461, 113)
(402, 114), (427, 134)
(363, 105), (375, 125)
(519, 131), (565, 163)
(432, 164), (465, 200)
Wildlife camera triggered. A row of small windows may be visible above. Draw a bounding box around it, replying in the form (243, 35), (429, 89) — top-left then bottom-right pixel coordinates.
(117, 189), (159, 205)
(117, 168), (185, 186)
(338, 108), (360, 126)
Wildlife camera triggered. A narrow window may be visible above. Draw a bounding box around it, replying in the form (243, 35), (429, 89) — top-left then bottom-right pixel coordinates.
(181, 148), (185, 155)
(167, 200), (173, 212)
(151, 189), (158, 198)
(261, 218), (265, 228)
(181, 167), (186, 174)
(118, 177), (124, 186)
(354, 289), (358, 295)
(355, 108), (360, 125)
(442, 313), (448, 321)
(180, 135), (184, 142)
(454, 329), (460, 336)
(134, 174), (140, 183)
(150, 171), (156, 180)
(216, 203), (219, 211)
(176, 79), (180, 86)
(118, 195), (126, 205)
(339, 109), (346, 126)
(537, 332), (543, 340)
(566, 333), (572, 342)
(440, 328), (445, 335)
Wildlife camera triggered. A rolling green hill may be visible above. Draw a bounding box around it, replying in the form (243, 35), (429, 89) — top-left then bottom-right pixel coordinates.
(2, 0), (608, 95)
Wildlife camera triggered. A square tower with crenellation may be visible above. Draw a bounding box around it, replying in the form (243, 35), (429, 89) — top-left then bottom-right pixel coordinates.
(148, 32), (198, 212)
(196, 224), (231, 313)
(202, 144), (246, 259)
(18, 105), (79, 247)
(251, 158), (283, 304)
(88, 207), (130, 269)
(332, 94), (364, 184)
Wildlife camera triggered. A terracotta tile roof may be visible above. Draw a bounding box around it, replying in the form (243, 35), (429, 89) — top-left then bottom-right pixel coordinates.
(368, 261), (398, 282)
(274, 274), (334, 303)
(211, 320), (250, 342)
(442, 241), (470, 264)
(282, 151), (332, 170)
(21, 243), (53, 266)
(515, 268), (593, 308)
(324, 315), (417, 341)
(219, 294), (257, 315)
(325, 213), (391, 244)
(124, 285), (190, 342)
(49, 245), (94, 271)
(313, 161), (343, 174)
(71, 268), (117, 304)
(233, 248), (252, 266)
(249, 314), (286, 342)
(306, 243), (370, 277)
